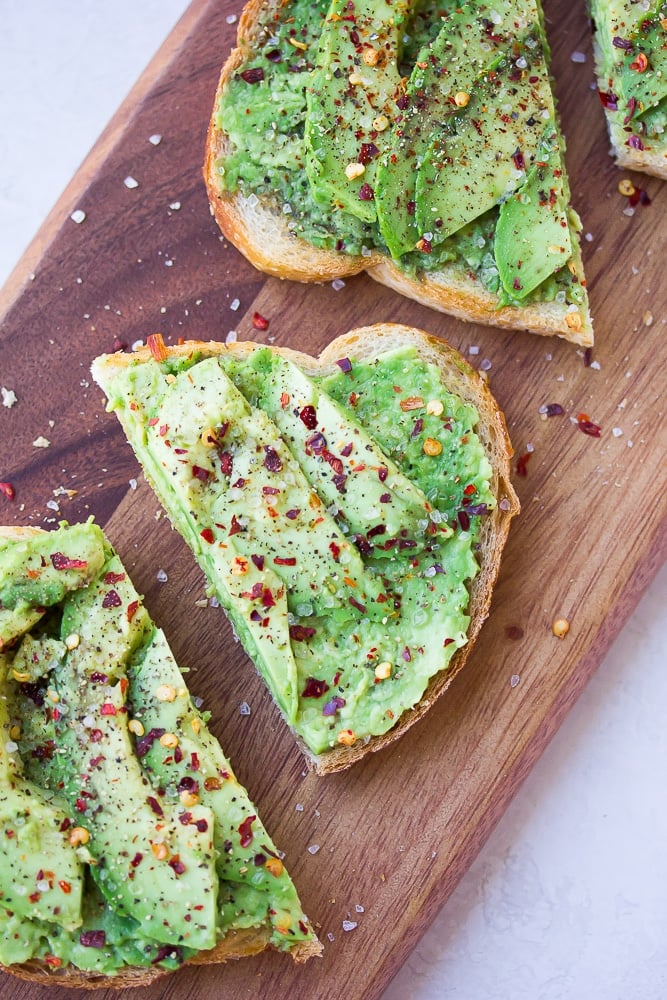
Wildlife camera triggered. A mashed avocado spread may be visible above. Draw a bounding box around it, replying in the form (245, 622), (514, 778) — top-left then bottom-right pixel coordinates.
(215, 0), (587, 312)
(0, 522), (312, 974)
(102, 346), (494, 757)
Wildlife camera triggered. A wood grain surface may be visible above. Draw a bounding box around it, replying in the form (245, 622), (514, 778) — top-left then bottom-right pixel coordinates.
(1, 0), (666, 997)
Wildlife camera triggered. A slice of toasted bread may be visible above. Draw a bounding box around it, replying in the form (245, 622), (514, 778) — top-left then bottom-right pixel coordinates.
(0, 524), (321, 988)
(203, 0), (593, 346)
(92, 324), (520, 776)
(590, 0), (667, 179)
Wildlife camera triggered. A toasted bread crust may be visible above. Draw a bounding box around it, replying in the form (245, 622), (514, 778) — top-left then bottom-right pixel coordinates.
(203, 2), (593, 346)
(0, 524), (321, 987)
(92, 324), (520, 776)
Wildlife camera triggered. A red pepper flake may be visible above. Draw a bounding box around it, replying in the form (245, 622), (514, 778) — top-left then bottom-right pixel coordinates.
(219, 452), (233, 475)
(252, 311), (270, 331)
(323, 450), (344, 476)
(516, 452), (532, 477)
(377, 466), (388, 482)
(261, 587), (275, 609)
(627, 134), (645, 150)
(359, 142), (379, 164)
(130, 852), (143, 868)
(127, 600), (139, 622)
(505, 625), (524, 641)
(102, 589), (122, 609)
(251, 554), (265, 570)
(159, 424), (168, 437)
(192, 465), (210, 482)
(80, 930), (106, 949)
(75, 798), (87, 813)
(512, 149), (525, 171)
(302, 676), (329, 697)
(240, 67), (264, 84)
(299, 404), (318, 429)
(577, 413), (602, 437)
(349, 596), (367, 614)
(544, 403), (565, 417)
(340, 442), (353, 457)
(630, 51), (649, 72)
(274, 556), (296, 566)
(59, 880), (72, 894)
(200, 527), (215, 544)
(463, 483), (477, 496)
(51, 552), (88, 571)
(402, 646), (412, 662)
(336, 357), (352, 374)
(178, 776), (199, 795)
(147, 333), (168, 362)
(322, 695), (346, 717)
(262, 485), (280, 495)
(0, 482), (15, 501)
(103, 571), (126, 585)
(379, 492), (391, 503)
(583, 347), (593, 368)
(416, 237), (432, 253)
(89, 729), (103, 743)
(146, 795), (164, 817)
(100, 703), (117, 716)
(263, 446), (283, 472)
(285, 508), (300, 520)
(229, 515), (244, 536)
(443, 638), (455, 647)
(44, 955), (63, 969)
(624, 96), (638, 124)
(329, 541), (341, 561)
(90, 672), (109, 684)
(280, 391), (290, 408)
(598, 89), (618, 110)
(238, 814), (256, 848)
(291, 625), (317, 643)
(612, 35), (633, 50)
(169, 855), (186, 875)
(358, 182), (374, 201)
(190, 752), (200, 772)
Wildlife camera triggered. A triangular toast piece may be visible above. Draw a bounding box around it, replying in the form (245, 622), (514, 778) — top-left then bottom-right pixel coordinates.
(92, 326), (519, 775)
(0, 522), (319, 987)
(204, 0), (592, 344)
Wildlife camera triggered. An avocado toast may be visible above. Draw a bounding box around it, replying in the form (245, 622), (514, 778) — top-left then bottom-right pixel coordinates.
(204, 0), (592, 345)
(92, 324), (519, 774)
(0, 522), (320, 987)
(591, 0), (667, 178)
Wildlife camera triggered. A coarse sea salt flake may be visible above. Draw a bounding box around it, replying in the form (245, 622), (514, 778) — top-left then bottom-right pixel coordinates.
(510, 674), (521, 688)
(307, 844), (320, 855)
(70, 209), (86, 224)
(1, 387), (17, 408)
(570, 50), (586, 63)
(226, 13), (237, 22)
(226, 330), (237, 344)
(149, 134), (162, 145)
(169, 201), (181, 211)
(612, 427), (623, 437)
(239, 701), (251, 716)
(332, 278), (346, 290)
(124, 176), (139, 189)
(468, 345), (480, 356)
(342, 920), (358, 932)
(156, 569), (168, 583)
(230, 298), (240, 311)
(33, 436), (50, 448)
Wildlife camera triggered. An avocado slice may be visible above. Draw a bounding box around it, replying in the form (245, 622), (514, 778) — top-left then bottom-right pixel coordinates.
(305, 0), (415, 223)
(0, 654), (85, 965)
(225, 349), (441, 548)
(494, 126), (572, 299)
(414, 9), (551, 243)
(0, 522), (106, 650)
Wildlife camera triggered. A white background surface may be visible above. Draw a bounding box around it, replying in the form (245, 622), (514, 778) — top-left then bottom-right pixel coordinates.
(1, 4), (666, 998)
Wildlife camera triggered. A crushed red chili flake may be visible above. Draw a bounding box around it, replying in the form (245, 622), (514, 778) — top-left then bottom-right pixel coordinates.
(251, 554), (265, 570)
(44, 955), (63, 969)
(379, 492), (391, 503)
(151, 944), (184, 966)
(505, 625), (524, 641)
(169, 855), (186, 875)
(336, 357), (352, 374)
(103, 571), (126, 585)
(89, 729), (103, 743)
(192, 465), (211, 482)
(238, 814), (256, 848)
(240, 67), (264, 83)
(147, 333), (168, 362)
(228, 515), (244, 536)
(274, 556), (296, 566)
(100, 703), (117, 716)
(516, 452), (532, 476)
(512, 149), (526, 171)
(577, 413), (602, 437)
(322, 695), (346, 717)
(299, 404), (318, 429)
(627, 134), (645, 150)
(130, 852), (143, 868)
(598, 89), (618, 110)
(263, 446), (283, 472)
(349, 596), (367, 614)
(630, 52), (649, 72)
(80, 930), (106, 949)
(545, 403), (565, 417)
(329, 541), (341, 560)
(291, 625), (317, 642)
(0, 482), (16, 501)
(102, 589), (122, 609)
(219, 452), (233, 476)
(377, 465), (388, 482)
(178, 776), (199, 794)
(252, 311), (270, 331)
(127, 600), (139, 622)
(629, 186), (651, 207)
(199, 527), (215, 544)
(401, 646), (412, 662)
(302, 676), (329, 698)
(624, 96), (638, 124)
(51, 552), (88, 571)
(90, 672), (109, 684)
(135, 728), (165, 758)
(359, 142), (379, 163)
(358, 182), (374, 201)
(340, 442), (353, 457)
(59, 880), (72, 894)
(443, 638), (455, 647)
(612, 35), (633, 49)
(147, 796), (164, 817)
(285, 508), (300, 520)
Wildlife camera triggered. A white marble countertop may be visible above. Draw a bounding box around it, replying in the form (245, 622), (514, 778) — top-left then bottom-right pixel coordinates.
(1, 4), (665, 998)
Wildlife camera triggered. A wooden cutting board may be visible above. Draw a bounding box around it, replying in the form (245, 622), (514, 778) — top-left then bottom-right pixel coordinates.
(1, 1), (665, 997)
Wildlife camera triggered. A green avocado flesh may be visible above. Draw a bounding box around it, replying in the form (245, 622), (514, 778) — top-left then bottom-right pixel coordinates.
(102, 346), (495, 757)
(591, 1), (667, 148)
(215, 0), (587, 312)
(0, 523), (312, 973)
